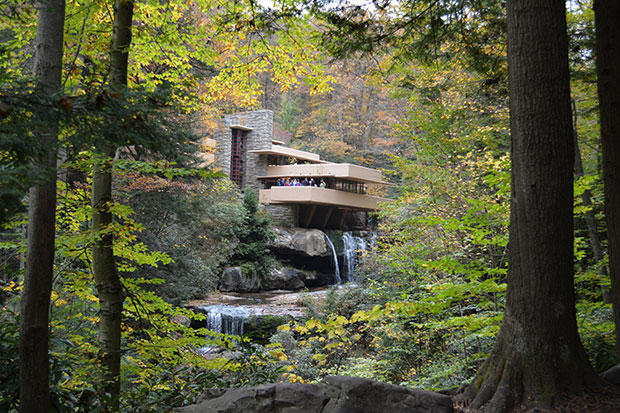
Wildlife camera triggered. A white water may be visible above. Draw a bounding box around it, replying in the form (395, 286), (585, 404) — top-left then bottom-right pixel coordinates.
(342, 232), (367, 282)
(201, 305), (250, 335)
(324, 234), (342, 284)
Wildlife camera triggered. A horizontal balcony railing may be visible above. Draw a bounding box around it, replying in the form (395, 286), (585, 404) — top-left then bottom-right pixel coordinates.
(258, 163), (386, 185)
(259, 187), (390, 211)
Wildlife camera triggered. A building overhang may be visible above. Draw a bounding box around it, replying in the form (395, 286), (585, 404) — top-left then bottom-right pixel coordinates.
(248, 145), (327, 164)
(230, 124), (253, 131)
(259, 187), (391, 211)
(257, 163), (390, 186)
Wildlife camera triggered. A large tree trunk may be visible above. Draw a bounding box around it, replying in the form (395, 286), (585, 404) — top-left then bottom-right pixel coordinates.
(464, 1), (601, 411)
(594, 0), (620, 360)
(91, 1), (133, 409)
(19, 1), (65, 411)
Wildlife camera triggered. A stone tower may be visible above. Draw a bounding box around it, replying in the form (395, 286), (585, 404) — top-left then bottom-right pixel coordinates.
(213, 110), (273, 192)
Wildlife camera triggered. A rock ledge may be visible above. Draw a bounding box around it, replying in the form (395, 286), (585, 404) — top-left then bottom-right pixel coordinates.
(174, 375), (454, 413)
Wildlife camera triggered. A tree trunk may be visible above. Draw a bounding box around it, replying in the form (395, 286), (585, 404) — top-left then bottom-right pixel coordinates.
(594, 0), (620, 360)
(464, 1), (601, 411)
(19, 1), (65, 411)
(110, 0), (133, 87)
(91, 1), (133, 409)
(362, 87), (376, 150)
(92, 146), (123, 408)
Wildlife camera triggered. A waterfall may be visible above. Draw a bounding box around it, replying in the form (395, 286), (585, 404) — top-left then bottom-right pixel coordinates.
(200, 305), (250, 336)
(324, 235), (342, 284)
(342, 232), (367, 282)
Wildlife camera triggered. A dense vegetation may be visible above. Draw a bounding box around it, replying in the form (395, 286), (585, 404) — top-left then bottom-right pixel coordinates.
(1, 0), (618, 412)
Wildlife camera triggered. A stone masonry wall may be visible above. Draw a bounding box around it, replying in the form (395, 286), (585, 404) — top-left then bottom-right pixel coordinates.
(265, 204), (298, 227)
(241, 110), (272, 192)
(213, 110), (273, 192)
(213, 118), (231, 177)
(344, 210), (367, 231)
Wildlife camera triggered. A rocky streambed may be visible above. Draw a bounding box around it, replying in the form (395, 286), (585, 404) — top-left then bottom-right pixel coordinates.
(187, 288), (332, 338)
(218, 227), (375, 293)
(190, 227), (373, 342)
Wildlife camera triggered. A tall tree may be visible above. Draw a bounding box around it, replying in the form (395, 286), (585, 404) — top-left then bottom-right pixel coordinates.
(19, 1), (65, 411)
(91, 0), (133, 408)
(594, 0), (620, 359)
(464, 1), (601, 411)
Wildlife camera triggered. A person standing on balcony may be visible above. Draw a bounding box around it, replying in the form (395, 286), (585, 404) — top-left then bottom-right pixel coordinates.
(319, 179), (326, 188)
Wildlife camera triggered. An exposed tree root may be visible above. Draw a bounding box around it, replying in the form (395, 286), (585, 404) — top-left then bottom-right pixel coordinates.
(460, 320), (603, 413)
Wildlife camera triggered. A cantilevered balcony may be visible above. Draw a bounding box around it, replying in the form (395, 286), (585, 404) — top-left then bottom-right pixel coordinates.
(258, 163), (387, 186)
(259, 186), (389, 211)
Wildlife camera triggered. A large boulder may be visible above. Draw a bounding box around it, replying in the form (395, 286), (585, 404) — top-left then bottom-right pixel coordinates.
(601, 364), (620, 385)
(295, 269), (322, 287)
(175, 375), (454, 413)
(271, 227), (328, 257)
(219, 267), (261, 293)
(262, 267), (306, 291)
(270, 227), (337, 284)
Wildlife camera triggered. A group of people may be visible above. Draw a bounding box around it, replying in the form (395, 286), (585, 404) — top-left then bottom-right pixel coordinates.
(276, 177), (327, 188)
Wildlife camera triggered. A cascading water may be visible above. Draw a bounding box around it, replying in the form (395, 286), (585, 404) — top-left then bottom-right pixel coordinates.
(342, 232), (367, 282)
(199, 304), (250, 354)
(200, 305), (250, 335)
(324, 235), (342, 284)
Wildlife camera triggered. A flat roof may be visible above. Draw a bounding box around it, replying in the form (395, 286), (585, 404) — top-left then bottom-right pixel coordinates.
(230, 124), (253, 131)
(248, 145), (328, 164)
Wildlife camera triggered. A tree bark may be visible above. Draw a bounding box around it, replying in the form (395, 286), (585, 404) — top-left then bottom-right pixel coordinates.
(464, 1), (601, 411)
(594, 0), (620, 360)
(19, 1), (65, 411)
(110, 0), (133, 87)
(91, 1), (133, 409)
(92, 147), (123, 408)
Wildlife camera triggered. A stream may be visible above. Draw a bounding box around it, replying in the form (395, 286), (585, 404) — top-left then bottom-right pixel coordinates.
(191, 231), (371, 340)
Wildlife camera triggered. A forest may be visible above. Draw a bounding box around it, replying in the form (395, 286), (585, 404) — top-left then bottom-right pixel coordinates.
(1, 0), (619, 412)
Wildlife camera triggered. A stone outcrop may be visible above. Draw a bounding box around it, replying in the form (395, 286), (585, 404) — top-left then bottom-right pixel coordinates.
(174, 375), (454, 413)
(219, 227), (376, 293)
(219, 266), (317, 293)
(219, 267), (262, 293)
(262, 267), (305, 290)
(271, 227), (328, 257)
(268, 227), (338, 286)
(601, 364), (620, 385)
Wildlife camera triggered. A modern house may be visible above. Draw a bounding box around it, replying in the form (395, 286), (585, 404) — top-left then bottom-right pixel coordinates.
(213, 110), (390, 230)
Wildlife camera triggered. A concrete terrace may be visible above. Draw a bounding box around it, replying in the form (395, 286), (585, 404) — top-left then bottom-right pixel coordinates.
(213, 110), (390, 229)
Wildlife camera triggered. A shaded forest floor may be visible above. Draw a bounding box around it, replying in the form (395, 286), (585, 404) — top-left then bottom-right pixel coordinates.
(454, 384), (620, 412)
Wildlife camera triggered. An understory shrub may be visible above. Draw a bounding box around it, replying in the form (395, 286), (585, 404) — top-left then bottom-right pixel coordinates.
(118, 176), (246, 303)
